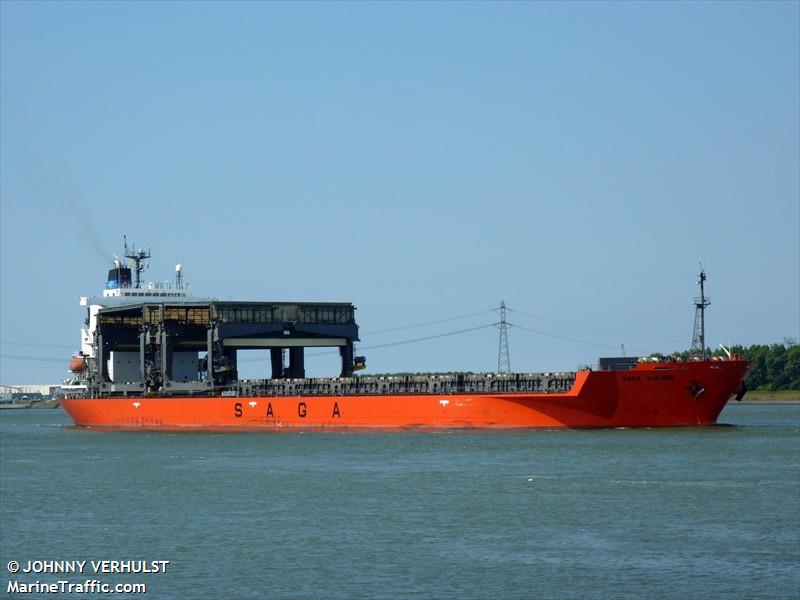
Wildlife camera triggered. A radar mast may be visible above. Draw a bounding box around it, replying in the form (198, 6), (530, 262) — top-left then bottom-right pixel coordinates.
(123, 235), (151, 289)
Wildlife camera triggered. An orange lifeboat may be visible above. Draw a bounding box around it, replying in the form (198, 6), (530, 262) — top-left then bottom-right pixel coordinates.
(69, 354), (87, 373)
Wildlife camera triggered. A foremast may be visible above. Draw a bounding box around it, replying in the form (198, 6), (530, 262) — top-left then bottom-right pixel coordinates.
(691, 267), (710, 360)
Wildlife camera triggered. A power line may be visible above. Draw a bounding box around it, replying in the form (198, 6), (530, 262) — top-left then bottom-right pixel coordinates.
(1, 341), (75, 350)
(8, 303), (656, 369)
(359, 324), (495, 350)
(507, 322), (620, 350)
(237, 324), (496, 362)
(507, 308), (686, 345)
(362, 308), (496, 335)
(1, 353), (68, 364)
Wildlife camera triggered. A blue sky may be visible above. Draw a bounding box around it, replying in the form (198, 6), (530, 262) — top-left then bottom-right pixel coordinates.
(1, 1), (798, 383)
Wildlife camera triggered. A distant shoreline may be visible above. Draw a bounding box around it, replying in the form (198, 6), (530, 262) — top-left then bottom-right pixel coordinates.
(738, 400), (800, 404)
(738, 390), (799, 404)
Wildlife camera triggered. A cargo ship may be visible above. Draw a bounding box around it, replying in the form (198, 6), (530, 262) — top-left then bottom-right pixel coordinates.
(61, 243), (749, 429)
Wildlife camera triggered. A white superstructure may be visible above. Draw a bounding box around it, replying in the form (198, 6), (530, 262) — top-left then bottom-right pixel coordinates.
(75, 242), (196, 369)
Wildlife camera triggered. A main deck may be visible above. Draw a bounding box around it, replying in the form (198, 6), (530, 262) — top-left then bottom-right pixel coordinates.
(66, 371), (578, 399)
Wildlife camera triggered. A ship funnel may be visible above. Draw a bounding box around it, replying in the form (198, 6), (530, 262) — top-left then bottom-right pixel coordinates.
(107, 255), (132, 289)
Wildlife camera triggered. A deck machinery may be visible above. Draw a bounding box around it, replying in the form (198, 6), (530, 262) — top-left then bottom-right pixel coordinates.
(89, 300), (360, 396)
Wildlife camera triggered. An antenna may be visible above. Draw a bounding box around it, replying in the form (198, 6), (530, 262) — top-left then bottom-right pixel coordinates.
(497, 301), (511, 373)
(690, 266), (711, 360)
(124, 240), (151, 289)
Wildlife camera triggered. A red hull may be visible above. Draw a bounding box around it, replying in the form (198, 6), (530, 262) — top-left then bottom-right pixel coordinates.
(61, 360), (749, 430)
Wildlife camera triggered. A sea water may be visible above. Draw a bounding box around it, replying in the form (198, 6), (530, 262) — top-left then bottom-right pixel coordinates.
(1, 404), (798, 599)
